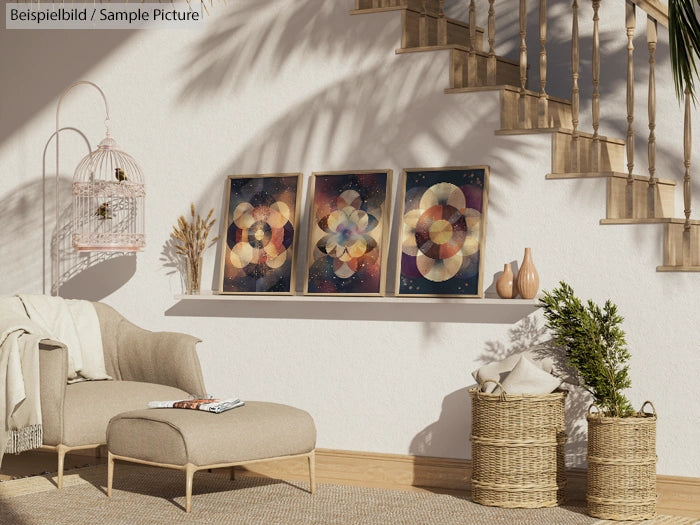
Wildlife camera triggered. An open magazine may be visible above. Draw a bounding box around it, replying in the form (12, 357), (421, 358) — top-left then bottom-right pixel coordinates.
(147, 398), (245, 414)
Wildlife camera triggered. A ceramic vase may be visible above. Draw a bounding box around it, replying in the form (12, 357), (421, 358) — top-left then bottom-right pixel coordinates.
(496, 263), (517, 299)
(516, 248), (539, 299)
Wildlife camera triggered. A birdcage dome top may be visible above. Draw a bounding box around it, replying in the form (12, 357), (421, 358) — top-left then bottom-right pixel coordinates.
(73, 134), (144, 185)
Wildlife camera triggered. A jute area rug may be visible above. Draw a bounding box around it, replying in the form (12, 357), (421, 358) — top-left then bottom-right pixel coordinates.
(0, 464), (696, 525)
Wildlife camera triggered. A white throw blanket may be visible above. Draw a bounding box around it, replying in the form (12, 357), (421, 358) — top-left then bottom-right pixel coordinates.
(18, 295), (111, 383)
(0, 297), (45, 466)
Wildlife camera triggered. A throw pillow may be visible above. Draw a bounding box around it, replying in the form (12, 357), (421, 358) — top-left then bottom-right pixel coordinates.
(498, 355), (562, 395)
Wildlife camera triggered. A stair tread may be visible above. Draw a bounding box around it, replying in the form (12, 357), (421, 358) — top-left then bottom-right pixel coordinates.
(657, 265), (700, 272)
(602, 218), (676, 224)
(350, 6), (407, 15)
(446, 85), (571, 105)
(398, 46), (518, 65)
(496, 127), (625, 145)
(601, 217), (700, 225)
(398, 44), (470, 54)
(547, 172), (676, 185)
(352, 6), (484, 32)
(398, 45), (499, 58)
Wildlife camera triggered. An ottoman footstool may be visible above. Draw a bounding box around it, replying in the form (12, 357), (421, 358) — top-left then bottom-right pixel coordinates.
(106, 401), (316, 512)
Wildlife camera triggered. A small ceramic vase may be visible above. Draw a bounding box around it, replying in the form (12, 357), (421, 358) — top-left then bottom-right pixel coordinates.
(516, 247), (539, 299)
(496, 263), (517, 299)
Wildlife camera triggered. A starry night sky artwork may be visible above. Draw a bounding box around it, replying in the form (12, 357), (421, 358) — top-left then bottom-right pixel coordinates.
(396, 166), (489, 297)
(218, 173), (301, 294)
(305, 170), (392, 296)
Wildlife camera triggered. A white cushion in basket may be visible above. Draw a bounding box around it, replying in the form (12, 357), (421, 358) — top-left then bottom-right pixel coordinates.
(498, 355), (561, 395)
(471, 351), (554, 393)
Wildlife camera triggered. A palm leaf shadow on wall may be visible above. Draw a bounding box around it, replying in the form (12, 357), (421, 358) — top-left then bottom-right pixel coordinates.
(171, 0), (684, 297)
(177, 0), (400, 102)
(168, 0), (651, 465)
(0, 27), (134, 148)
(175, 5), (536, 295)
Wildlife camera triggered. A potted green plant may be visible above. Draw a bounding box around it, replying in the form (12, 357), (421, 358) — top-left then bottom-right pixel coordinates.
(539, 282), (657, 521)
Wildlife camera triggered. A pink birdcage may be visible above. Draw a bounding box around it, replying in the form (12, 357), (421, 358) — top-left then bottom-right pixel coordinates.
(72, 133), (145, 252)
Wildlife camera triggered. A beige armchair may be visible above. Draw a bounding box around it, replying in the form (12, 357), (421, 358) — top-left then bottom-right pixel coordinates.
(39, 302), (207, 488)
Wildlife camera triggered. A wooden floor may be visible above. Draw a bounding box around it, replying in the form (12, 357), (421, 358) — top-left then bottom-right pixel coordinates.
(1, 448), (696, 520)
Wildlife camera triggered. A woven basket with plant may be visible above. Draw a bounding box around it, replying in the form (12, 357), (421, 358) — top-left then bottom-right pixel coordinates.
(539, 282), (657, 520)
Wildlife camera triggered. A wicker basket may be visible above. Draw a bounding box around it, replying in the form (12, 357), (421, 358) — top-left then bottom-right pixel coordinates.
(586, 401), (657, 520)
(469, 380), (568, 508)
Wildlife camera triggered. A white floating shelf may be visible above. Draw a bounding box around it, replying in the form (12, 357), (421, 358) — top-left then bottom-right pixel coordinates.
(169, 292), (540, 324)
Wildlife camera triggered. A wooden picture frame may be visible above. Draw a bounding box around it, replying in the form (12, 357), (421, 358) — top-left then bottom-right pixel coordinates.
(218, 173), (302, 295)
(304, 170), (392, 296)
(395, 166), (489, 298)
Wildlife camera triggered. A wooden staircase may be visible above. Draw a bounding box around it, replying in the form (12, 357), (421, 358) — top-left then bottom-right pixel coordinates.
(351, 0), (698, 271)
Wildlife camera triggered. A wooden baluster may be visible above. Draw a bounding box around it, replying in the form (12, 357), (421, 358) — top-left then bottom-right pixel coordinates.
(438, 0), (447, 46)
(591, 0), (601, 171)
(647, 16), (658, 217)
(487, 0), (497, 85)
(571, 0), (580, 172)
(468, 0), (477, 86)
(519, 0), (528, 126)
(538, 0), (548, 127)
(683, 85), (693, 265)
(419, 0), (428, 47)
(625, 0), (636, 217)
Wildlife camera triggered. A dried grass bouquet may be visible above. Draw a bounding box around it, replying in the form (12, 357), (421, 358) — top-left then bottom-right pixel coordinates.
(171, 203), (219, 294)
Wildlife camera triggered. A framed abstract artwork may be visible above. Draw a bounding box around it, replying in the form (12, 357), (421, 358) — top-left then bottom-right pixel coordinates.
(396, 166), (489, 298)
(218, 173), (302, 294)
(304, 170), (392, 296)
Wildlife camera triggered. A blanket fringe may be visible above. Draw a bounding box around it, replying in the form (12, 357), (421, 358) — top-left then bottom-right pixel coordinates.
(6, 424), (43, 454)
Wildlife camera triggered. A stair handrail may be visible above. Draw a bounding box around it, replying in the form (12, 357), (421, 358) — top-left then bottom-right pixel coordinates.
(629, 0), (668, 27)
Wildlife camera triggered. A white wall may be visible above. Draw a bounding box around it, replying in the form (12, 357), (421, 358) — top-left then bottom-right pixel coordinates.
(1, 0), (698, 477)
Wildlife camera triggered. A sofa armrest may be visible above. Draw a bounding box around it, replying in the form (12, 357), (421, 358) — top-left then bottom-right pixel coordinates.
(116, 322), (207, 397)
(39, 340), (68, 445)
